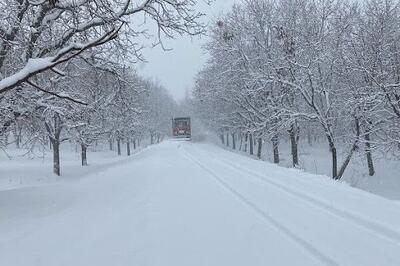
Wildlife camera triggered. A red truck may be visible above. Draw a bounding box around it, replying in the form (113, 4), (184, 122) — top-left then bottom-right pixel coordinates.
(172, 117), (191, 139)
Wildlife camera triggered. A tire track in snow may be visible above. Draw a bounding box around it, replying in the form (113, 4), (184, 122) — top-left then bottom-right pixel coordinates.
(212, 155), (400, 246)
(181, 148), (339, 266)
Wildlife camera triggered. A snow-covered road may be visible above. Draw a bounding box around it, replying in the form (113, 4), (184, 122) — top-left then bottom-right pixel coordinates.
(1, 141), (400, 266)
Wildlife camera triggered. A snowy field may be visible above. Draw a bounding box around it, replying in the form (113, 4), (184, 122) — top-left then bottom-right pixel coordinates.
(258, 141), (400, 200)
(0, 144), (142, 191)
(213, 137), (400, 200)
(1, 140), (400, 266)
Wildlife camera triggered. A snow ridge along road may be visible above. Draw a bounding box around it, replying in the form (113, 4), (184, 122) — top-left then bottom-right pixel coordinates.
(1, 140), (400, 266)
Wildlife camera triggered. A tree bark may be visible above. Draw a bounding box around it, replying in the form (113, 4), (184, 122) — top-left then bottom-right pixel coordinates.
(109, 139), (113, 151)
(330, 141), (338, 179)
(52, 139), (60, 176)
(16, 137), (20, 149)
(239, 134), (243, 151)
(272, 134), (280, 164)
(244, 133), (248, 152)
(127, 140), (131, 156)
(257, 138), (262, 159)
(289, 123), (299, 167)
(307, 129), (312, 146)
(226, 132), (230, 147)
(81, 144), (88, 166)
(232, 133), (236, 150)
(4, 133), (9, 147)
(13, 120), (22, 149)
(364, 132), (375, 176)
(133, 139), (136, 150)
(220, 133), (225, 145)
(117, 138), (121, 156)
(45, 114), (63, 176)
(336, 117), (361, 180)
(337, 142), (358, 179)
(249, 133), (254, 155)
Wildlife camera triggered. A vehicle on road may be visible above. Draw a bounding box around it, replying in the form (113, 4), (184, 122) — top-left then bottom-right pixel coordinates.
(172, 117), (191, 139)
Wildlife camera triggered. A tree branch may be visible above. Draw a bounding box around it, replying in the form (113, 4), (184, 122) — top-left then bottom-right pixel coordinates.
(0, 24), (123, 94)
(26, 80), (88, 105)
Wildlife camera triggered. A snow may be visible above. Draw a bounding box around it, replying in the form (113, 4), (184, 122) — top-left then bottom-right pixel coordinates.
(0, 57), (53, 91)
(1, 140), (400, 265)
(0, 146), (139, 191)
(256, 140), (400, 200)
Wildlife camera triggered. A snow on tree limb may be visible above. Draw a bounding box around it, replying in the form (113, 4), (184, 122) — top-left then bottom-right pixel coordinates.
(0, 26), (121, 94)
(0, 0), (204, 96)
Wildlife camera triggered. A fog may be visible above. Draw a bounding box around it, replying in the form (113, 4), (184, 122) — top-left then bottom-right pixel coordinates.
(137, 0), (237, 101)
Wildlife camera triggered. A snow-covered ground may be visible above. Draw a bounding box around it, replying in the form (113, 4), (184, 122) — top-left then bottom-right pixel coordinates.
(1, 140), (400, 266)
(0, 144), (139, 191)
(288, 143), (400, 200)
(218, 138), (400, 200)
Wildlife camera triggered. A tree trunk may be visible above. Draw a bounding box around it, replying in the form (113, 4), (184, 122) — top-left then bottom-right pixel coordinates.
(81, 144), (88, 166)
(272, 134), (279, 164)
(151, 134), (154, 145)
(337, 141), (358, 179)
(2, 133), (8, 147)
(52, 139), (60, 176)
(289, 124), (299, 167)
(5, 132), (9, 146)
(239, 134), (243, 151)
(220, 133), (225, 145)
(307, 129), (312, 146)
(14, 123), (22, 149)
(226, 132), (230, 147)
(117, 138), (121, 156)
(109, 139), (113, 151)
(232, 133), (236, 150)
(330, 142), (338, 179)
(249, 133), (254, 155)
(133, 139), (137, 150)
(15, 134), (20, 148)
(45, 114), (63, 176)
(244, 133), (248, 152)
(127, 140), (131, 156)
(335, 117), (360, 180)
(257, 138), (262, 159)
(364, 132), (375, 176)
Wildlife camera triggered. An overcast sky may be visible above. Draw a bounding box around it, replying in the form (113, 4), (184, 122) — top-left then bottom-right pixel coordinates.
(137, 0), (237, 101)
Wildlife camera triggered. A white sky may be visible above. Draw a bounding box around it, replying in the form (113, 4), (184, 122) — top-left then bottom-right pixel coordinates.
(137, 0), (237, 101)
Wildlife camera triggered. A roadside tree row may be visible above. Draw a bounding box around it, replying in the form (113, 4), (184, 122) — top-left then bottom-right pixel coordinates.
(0, 0), (203, 175)
(193, 0), (400, 179)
